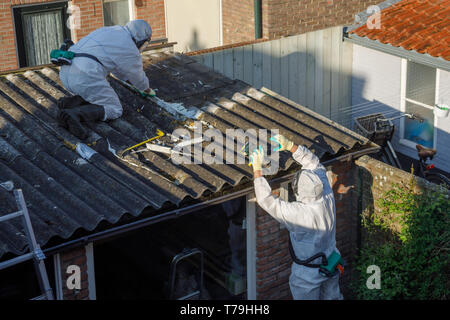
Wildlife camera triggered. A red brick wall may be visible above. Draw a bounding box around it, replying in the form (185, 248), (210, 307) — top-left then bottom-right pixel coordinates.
(263, 0), (382, 39)
(59, 246), (90, 300)
(329, 160), (359, 297)
(0, 1), (17, 71)
(222, 0), (255, 45)
(0, 0), (58, 71)
(134, 0), (166, 40)
(255, 189), (292, 299)
(254, 159), (359, 299)
(71, 0), (104, 41)
(0, 0), (166, 72)
(222, 0), (383, 45)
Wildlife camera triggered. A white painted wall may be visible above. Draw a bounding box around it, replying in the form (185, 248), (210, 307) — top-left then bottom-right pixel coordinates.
(165, 0), (222, 53)
(352, 44), (450, 173)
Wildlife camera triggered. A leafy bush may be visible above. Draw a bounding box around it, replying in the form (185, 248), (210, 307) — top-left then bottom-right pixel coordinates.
(353, 177), (450, 299)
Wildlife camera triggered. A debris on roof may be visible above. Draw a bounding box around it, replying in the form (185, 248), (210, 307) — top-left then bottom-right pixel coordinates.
(0, 51), (374, 258)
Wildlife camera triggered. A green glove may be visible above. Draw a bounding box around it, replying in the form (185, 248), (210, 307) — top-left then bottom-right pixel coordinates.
(250, 146), (264, 172)
(270, 134), (294, 152)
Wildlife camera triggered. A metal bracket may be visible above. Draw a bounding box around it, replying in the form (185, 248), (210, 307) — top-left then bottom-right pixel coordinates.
(0, 180), (14, 191)
(34, 247), (46, 261)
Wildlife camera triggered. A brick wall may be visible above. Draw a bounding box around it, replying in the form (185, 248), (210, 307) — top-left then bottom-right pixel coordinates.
(71, 0), (104, 42)
(355, 155), (448, 230)
(222, 0), (255, 45)
(262, 0), (382, 39)
(255, 187), (292, 299)
(0, 0), (55, 71)
(221, 0), (383, 45)
(59, 246), (90, 300)
(254, 159), (359, 299)
(328, 159), (359, 298)
(0, 0), (165, 72)
(134, 0), (166, 40)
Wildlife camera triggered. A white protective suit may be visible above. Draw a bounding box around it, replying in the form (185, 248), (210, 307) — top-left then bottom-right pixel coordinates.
(59, 20), (151, 120)
(254, 145), (343, 300)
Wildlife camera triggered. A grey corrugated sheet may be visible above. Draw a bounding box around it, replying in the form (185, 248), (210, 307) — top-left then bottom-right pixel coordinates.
(0, 51), (374, 259)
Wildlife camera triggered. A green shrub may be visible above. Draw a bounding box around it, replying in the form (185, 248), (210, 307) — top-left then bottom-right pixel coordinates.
(353, 178), (449, 300)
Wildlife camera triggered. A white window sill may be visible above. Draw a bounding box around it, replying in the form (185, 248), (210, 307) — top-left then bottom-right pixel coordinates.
(399, 139), (418, 149)
(399, 138), (435, 150)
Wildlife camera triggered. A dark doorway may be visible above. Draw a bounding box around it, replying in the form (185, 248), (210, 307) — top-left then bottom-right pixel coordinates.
(94, 196), (247, 300)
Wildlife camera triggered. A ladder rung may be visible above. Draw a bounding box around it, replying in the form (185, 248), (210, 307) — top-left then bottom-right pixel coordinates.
(30, 294), (48, 300)
(177, 291), (201, 300)
(0, 210), (23, 223)
(0, 189), (54, 299)
(0, 252), (34, 271)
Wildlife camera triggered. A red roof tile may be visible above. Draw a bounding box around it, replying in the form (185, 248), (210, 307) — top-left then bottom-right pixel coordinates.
(350, 0), (450, 60)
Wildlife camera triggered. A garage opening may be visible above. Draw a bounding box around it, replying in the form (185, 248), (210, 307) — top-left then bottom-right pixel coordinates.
(0, 258), (55, 300)
(94, 196), (248, 300)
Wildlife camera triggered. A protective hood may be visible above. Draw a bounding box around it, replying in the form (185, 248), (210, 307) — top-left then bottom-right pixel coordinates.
(125, 20), (152, 44)
(293, 170), (324, 203)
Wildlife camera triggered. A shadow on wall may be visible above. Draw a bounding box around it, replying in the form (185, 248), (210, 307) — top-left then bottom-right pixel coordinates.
(186, 29), (207, 53)
(190, 31), (358, 128)
(191, 33), (450, 177)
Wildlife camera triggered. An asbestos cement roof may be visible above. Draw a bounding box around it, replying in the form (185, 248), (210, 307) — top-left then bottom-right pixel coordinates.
(0, 51), (375, 259)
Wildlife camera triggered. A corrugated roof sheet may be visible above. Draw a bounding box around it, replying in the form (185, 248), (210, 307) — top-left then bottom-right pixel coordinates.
(0, 51), (373, 259)
(350, 0), (450, 61)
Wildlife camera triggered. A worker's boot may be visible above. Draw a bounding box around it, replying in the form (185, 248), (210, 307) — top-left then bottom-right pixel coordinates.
(57, 104), (105, 140)
(57, 95), (87, 109)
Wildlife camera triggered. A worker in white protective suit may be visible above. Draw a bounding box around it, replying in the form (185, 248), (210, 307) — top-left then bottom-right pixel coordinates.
(250, 134), (343, 300)
(57, 20), (155, 140)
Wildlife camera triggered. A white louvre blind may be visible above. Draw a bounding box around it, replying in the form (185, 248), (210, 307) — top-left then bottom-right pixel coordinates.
(403, 61), (436, 148)
(22, 10), (64, 66)
(103, 0), (130, 26)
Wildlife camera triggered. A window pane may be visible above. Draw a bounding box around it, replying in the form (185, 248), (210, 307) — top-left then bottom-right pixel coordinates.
(23, 10), (64, 66)
(404, 101), (434, 148)
(406, 61), (436, 106)
(103, 0), (130, 26)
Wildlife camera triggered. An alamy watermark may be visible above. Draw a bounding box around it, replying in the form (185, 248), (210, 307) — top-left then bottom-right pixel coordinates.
(366, 265), (381, 290)
(67, 4), (81, 31)
(355, 5), (382, 30)
(66, 264), (81, 290)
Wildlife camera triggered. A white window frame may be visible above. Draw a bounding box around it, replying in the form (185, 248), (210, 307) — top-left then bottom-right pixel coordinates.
(102, 0), (134, 26)
(128, 0), (135, 20)
(246, 193), (256, 300)
(399, 58), (439, 149)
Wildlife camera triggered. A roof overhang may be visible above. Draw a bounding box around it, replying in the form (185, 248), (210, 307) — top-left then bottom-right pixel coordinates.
(345, 33), (450, 73)
(39, 143), (381, 258)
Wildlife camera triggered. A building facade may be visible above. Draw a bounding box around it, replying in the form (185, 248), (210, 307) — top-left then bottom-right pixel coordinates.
(0, 0), (382, 71)
(0, 0), (165, 71)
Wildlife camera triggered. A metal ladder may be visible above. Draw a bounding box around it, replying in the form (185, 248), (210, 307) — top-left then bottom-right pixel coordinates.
(0, 187), (54, 300)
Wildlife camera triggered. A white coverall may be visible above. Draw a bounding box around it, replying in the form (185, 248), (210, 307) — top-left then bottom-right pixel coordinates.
(254, 146), (343, 300)
(59, 22), (150, 120)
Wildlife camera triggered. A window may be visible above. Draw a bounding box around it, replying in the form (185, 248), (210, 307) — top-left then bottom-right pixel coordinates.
(401, 60), (437, 148)
(103, 0), (132, 26)
(14, 2), (71, 68)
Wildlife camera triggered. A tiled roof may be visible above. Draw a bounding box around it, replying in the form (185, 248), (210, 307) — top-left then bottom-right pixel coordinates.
(350, 0), (450, 61)
(0, 51), (374, 259)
